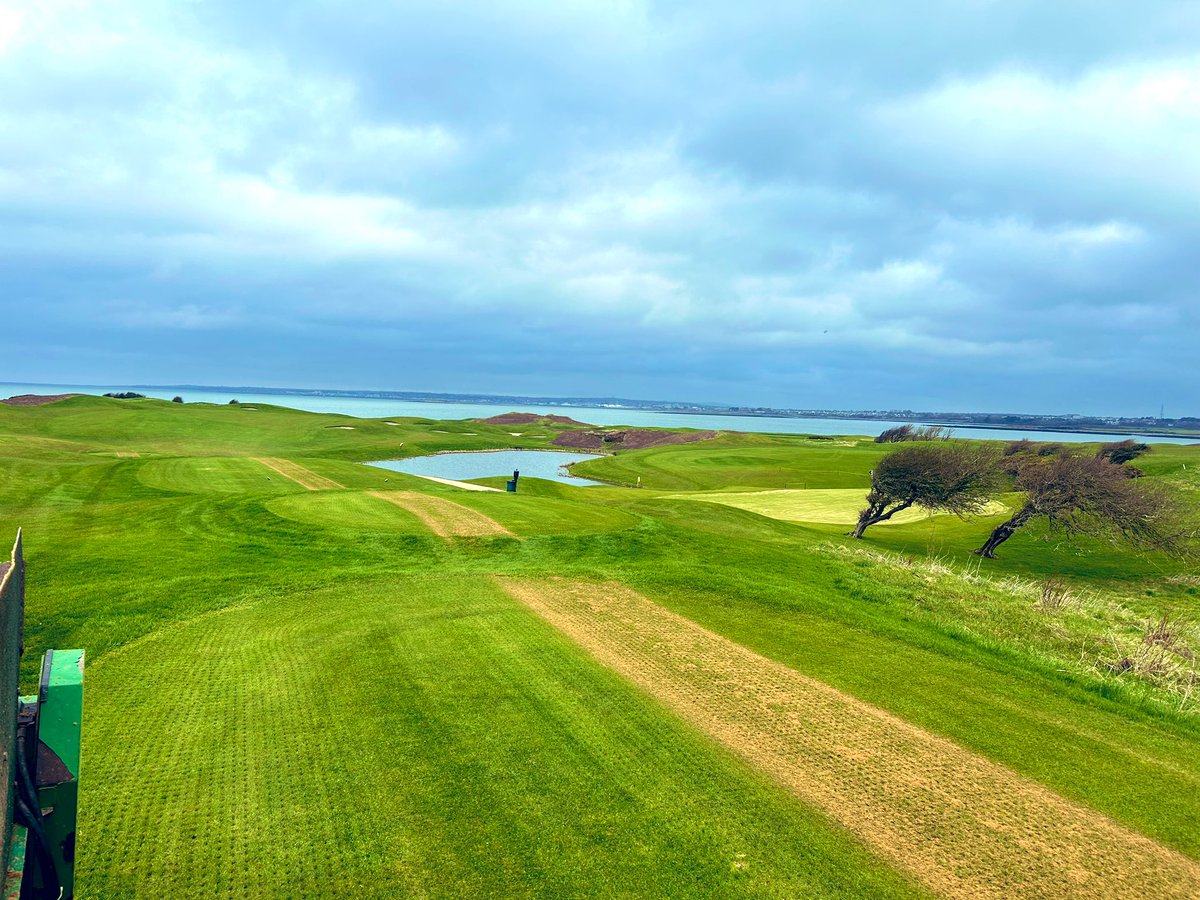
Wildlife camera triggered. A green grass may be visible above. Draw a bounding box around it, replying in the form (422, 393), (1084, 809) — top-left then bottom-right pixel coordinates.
(570, 434), (886, 490)
(664, 487), (1009, 525)
(3, 396), (1199, 896)
(138, 457), (300, 494)
(82, 576), (924, 899)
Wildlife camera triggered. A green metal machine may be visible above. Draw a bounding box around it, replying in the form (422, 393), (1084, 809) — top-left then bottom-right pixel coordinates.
(1, 532), (83, 899)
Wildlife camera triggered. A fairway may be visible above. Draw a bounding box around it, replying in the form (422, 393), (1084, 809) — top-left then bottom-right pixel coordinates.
(81, 575), (924, 899)
(139, 457), (300, 495)
(667, 487), (1009, 526)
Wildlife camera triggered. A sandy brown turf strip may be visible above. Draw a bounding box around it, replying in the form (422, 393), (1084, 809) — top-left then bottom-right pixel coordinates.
(497, 577), (1200, 899)
(253, 458), (343, 490)
(369, 491), (513, 538)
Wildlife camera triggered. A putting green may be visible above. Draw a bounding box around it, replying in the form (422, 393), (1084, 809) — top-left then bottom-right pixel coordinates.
(668, 488), (1008, 526)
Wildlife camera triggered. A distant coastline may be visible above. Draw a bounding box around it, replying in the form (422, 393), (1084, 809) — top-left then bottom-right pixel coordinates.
(4, 380), (1197, 440)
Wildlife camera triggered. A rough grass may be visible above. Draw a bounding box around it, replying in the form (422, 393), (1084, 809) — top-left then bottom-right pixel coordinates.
(820, 542), (1200, 712)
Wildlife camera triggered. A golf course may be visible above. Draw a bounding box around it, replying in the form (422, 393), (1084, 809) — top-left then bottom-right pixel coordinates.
(3, 395), (1199, 898)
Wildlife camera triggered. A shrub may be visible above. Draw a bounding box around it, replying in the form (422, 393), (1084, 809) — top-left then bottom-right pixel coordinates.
(875, 424), (950, 443)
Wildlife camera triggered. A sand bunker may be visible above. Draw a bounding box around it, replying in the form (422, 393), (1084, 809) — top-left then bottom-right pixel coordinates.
(369, 491), (512, 538)
(497, 577), (1200, 899)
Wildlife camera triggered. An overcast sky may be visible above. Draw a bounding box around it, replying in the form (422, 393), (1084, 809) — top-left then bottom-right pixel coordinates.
(2, 2), (1198, 414)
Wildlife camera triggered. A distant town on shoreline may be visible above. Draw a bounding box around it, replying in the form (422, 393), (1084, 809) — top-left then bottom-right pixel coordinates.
(78, 383), (1200, 438)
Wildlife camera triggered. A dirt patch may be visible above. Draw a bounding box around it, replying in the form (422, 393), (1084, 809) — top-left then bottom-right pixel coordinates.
(253, 458), (344, 491)
(369, 491), (513, 538)
(476, 412), (592, 427)
(113, 451), (141, 458)
(552, 428), (717, 451)
(2, 393), (82, 406)
(496, 577), (1200, 899)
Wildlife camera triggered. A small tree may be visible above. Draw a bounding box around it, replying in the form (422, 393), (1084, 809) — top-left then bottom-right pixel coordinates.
(875, 424), (915, 443)
(875, 424), (950, 443)
(852, 443), (1001, 539)
(1096, 439), (1150, 466)
(974, 454), (1185, 558)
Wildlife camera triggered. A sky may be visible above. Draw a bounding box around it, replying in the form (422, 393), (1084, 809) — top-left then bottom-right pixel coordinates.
(2, 1), (1198, 415)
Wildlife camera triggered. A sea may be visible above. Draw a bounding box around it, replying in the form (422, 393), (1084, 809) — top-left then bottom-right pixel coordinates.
(2, 381), (1195, 445)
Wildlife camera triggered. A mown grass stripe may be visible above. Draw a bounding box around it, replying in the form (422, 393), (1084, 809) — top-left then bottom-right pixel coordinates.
(498, 576), (1200, 899)
(368, 490), (514, 538)
(253, 457), (344, 490)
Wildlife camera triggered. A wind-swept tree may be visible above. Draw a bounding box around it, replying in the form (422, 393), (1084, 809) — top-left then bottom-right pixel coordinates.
(852, 443), (1001, 539)
(1096, 439), (1150, 466)
(974, 454), (1184, 558)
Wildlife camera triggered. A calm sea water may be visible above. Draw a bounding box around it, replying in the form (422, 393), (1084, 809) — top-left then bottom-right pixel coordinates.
(369, 450), (605, 486)
(3, 381), (1195, 445)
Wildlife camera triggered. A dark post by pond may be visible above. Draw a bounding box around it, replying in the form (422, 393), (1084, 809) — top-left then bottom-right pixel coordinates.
(506, 469), (520, 493)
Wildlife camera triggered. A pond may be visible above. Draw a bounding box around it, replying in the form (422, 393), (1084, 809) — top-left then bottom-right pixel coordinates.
(367, 450), (606, 486)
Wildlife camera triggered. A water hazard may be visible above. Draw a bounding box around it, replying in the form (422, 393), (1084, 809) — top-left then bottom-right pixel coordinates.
(368, 450), (606, 486)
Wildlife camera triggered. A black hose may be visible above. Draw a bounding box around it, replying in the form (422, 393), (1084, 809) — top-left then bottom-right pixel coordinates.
(15, 727), (62, 899)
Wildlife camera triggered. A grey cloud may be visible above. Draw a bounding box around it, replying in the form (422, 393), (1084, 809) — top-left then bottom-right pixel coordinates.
(2, 1), (1198, 415)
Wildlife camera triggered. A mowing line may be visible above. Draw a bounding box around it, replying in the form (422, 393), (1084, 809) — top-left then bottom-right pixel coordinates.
(369, 491), (513, 538)
(253, 458), (344, 490)
(497, 577), (1200, 899)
